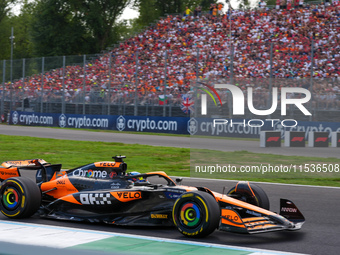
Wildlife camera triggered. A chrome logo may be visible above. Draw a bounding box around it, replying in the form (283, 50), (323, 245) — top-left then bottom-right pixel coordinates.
(87, 170), (94, 177)
(180, 202), (201, 227)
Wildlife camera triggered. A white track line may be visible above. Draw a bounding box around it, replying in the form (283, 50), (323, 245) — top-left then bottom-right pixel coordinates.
(174, 176), (340, 189)
(0, 220), (307, 255)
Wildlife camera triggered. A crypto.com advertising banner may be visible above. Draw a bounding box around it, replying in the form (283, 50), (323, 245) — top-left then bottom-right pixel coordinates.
(190, 80), (340, 181)
(8, 111), (188, 134)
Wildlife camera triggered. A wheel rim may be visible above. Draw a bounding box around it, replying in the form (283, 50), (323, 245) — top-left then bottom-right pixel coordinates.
(2, 186), (21, 211)
(179, 202), (202, 228)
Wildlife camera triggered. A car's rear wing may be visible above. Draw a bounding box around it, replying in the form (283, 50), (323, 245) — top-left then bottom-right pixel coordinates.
(0, 159), (63, 184)
(1, 159), (49, 169)
(0, 159), (50, 182)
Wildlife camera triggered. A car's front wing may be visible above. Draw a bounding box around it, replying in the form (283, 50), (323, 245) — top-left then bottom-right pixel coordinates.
(219, 207), (304, 234)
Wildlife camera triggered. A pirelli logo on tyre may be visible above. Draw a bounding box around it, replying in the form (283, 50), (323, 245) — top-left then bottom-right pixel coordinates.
(111, 191), (142, 202)
(181, 193), (194, 198)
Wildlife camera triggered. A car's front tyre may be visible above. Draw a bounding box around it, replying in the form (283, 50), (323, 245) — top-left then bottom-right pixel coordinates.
(172, 191), (220, 237)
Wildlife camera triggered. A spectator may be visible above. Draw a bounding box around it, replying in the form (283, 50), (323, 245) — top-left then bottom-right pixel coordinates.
(197, 6), (202, 16)
(218, 3), (224, 15)
(184, 6), (192, 18)
(259, 0), (267, 9)
(287, 0), (292, 10)
(276, 0), (281, 9)
(194, 6), (199, 17)
(299, 0), (304, 8)
(209, 4), (214, 15)
(212, 4), (218, 17)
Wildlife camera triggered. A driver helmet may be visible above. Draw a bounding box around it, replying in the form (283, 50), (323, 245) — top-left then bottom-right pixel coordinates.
(128, 171), (148, 183)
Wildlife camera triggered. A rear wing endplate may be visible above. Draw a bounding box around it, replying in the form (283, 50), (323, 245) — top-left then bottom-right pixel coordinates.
(1, 159), (49, 169)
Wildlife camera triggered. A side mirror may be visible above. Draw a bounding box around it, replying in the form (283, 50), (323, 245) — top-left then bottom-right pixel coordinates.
(176, 178), (183, 184)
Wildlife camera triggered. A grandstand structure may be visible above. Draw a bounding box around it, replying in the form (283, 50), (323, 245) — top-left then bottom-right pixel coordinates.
(1, 2), (340, 122)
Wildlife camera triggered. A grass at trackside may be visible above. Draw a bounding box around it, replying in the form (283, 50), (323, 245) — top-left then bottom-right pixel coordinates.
(0, 134), (339, 187)
(0, 135), (190, 176)
(191, 150), (340, 186)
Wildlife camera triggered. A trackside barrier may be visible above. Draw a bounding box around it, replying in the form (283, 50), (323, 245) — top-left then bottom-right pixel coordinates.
(308, 132), (329, 147)
(260, 131), (281, 147)
(284, 131), (305, 147)
(8, 111), (340, 140)
(331, 132), (340, 148)
(8, 111), (189, 134)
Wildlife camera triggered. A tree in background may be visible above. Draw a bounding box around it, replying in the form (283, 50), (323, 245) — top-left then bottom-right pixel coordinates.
(133, 0), (183, 30)
(30, 0), (95, 56)
(0, 0), (16, 23)
(235, 0), (252, 9)
(0, 16), (11, 60)
(9, 0), (35, 59)
(134, 0), (217, 29)
(28, 0), (132, 57)
(68, 0), (132, 52)
(200, 0), (218, 9)
(0, 0), (24, 60)
(133, 0), (160, 30)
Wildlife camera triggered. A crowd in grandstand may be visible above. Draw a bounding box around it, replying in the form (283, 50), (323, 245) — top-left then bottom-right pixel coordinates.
(2, 1), (340, 110)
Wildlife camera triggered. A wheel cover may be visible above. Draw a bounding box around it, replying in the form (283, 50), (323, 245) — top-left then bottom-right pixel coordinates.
(179, 202), (202, 228)
(2, 187), (21, 210)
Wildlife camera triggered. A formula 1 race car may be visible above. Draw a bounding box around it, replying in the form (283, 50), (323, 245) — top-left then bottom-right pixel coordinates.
(0, 156), (305, 237)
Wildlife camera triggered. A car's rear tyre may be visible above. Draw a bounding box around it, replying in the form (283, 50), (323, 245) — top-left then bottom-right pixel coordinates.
(172, 191), (220, 237)
(227, 181), (270, 210)
(0, 177), (41, 218)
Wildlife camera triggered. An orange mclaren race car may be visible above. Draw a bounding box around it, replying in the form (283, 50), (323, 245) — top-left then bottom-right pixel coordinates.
(0, 156), (305, 237)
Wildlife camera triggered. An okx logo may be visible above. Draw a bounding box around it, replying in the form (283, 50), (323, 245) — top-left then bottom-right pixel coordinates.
(200, 84), (311, 116)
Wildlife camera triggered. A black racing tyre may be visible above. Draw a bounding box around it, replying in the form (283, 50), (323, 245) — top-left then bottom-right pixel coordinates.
(227, 182), (270, 210)
(0, 177), (41, 218)
(172, 191), (220, 237)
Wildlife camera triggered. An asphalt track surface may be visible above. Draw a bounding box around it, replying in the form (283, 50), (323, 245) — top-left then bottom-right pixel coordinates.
(0, 125), (340, 255)
(0, 125), (339, 158)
